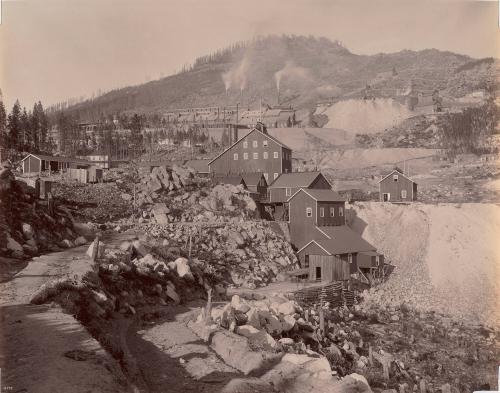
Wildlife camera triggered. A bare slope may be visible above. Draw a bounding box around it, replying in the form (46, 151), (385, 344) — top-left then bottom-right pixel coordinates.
(323, 98), (414, 134)
(59, 35), (482, 119)
(348, 202), (500, 327)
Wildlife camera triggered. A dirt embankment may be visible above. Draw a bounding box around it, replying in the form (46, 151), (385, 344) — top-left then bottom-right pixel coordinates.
(348, 202), (500, 327)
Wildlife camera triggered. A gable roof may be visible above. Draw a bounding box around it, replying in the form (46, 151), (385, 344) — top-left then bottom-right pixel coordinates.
(207, 127), (291, 165)
(269, 171), (327, 189)
(21, 153), (91, 165)
(185, 159), (210, 173)
(241, 172), (267, 187)
(287, 188), (344, 203)
(315, 226), (376, 254)
(214, 175), (247, 188)
(379, 169), (417, 184)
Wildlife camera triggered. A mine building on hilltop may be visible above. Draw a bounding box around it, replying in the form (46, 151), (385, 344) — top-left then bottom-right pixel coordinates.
(287, 188), (383, 283)
(207, 125), (292, 181)
(379, 168), (417, 202)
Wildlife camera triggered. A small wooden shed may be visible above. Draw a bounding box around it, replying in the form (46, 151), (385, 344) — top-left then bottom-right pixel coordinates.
(379, 169), (417, 202)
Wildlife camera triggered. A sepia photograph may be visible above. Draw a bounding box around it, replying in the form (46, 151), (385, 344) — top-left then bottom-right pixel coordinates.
(0, 0), (499, 392)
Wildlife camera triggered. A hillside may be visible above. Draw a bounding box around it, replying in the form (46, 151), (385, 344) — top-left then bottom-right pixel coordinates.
(60, 35), (498, 120)
(348, 202), (500, 327)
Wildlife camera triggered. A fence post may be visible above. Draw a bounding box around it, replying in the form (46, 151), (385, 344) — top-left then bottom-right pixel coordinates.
(92, 234), (101, 262)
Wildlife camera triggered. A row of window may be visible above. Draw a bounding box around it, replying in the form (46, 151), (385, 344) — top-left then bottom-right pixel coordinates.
(243, 140), (268, 148)
(305, 206), (343, 217)
(234, 151), (279, 160)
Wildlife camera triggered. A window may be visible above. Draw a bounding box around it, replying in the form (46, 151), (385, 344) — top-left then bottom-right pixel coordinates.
(263, 140), (268, 147)
(339, 207), (344, 216)
(243, 152), (248, 160)
(393, 174), (399, 182)
(348, 253), (353, 264)
(320, 207), (325, 217)
(252, 140), (258, 148)
(264, 173), (269, 181)
(263, 152), (268, 159)
(253, 152), (258, 159)
(233, 153), (238, 160)
(285, 187), (291, 196)
(330, 207), (335, 217)
(304, 255), (310, 268)
(306, 207), (312, 217)
(274, 172), (279, 180)
(375, 255), (380, 266)
(243, 141), (248, 148)
(401, 190), (407, 198)
(274, 151), (279, 159)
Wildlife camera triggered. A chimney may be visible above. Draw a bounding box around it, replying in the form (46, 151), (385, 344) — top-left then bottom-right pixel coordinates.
(232, 124), (238, 143)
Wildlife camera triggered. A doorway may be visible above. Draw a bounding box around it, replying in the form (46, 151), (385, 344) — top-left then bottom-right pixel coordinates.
(383, 193), (390, 202)
(315, 266), (322, 281)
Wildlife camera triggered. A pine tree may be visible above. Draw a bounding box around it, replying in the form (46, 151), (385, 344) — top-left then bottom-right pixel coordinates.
(7, 100), (22, 150)
(0, 100), (7, 147)
(20, 107), (31, 150)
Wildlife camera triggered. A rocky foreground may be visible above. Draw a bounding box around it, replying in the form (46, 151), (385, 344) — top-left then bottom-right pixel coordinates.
(0, 163), (87, 260)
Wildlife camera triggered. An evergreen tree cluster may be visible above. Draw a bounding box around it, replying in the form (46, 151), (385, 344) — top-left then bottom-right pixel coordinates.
(0, 99), (50, 153)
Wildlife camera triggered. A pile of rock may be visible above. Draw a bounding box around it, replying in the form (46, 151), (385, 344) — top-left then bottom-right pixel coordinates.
(0, 163), (87, 258)
(125, 164), (198, 207)
(142, 217), (299, 288)
(31, 236), (219, 318)
(134, 183), (257, 225)
(203, 292), (500, 390)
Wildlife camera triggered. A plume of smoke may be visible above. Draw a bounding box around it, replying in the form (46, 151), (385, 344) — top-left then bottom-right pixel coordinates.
(221, 55), (250, 93)
(274, 61), (311, 91)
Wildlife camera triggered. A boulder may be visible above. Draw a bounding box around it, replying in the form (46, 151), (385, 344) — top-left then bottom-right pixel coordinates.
(279, 337), (295, 346)
(6, 235), (23, 253)
(281, 314), (296, 332)
(152, 203), (170, 225)
(167, 257), (192, 279)
(231, 295), (250, 313)
(132, 239), (150, 257)
(74, 236), (87, 246)
(119, 241), (132, 251)
(278, 301), (297, 316)
(246, 307), (261, 329)
(235, 324), (260, 338)
(22, 223), (35, 239)
(247, 330), (276, 351)
(166, 283), (180, 304)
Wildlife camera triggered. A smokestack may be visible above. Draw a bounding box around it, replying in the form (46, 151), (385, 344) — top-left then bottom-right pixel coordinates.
(277, 87), (280, 106)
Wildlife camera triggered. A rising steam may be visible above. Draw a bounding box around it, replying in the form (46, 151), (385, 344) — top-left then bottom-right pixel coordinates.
(274, 61), (311, 91)
(222, 56), (250, 93)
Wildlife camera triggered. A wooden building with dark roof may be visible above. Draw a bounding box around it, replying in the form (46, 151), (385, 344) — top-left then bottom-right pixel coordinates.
(207, 127), (292, 182)
(379, 168), (417, 202)
(287, 187), (383, 282)
(268, 171), (332, 204)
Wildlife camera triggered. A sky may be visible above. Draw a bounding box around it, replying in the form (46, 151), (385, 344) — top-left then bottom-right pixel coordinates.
(0, 0), (498, 109)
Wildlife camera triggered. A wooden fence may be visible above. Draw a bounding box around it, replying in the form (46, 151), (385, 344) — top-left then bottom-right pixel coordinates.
(293, 281), (354, 308)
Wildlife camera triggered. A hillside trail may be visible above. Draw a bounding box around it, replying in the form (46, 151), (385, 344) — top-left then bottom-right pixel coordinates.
(0, 230), (249, 393)
(0, 232), (135, 393)
(124, 308), (244, 393)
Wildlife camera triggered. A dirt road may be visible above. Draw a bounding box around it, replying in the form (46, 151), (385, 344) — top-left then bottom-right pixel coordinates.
(0, 233), (134, 393)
